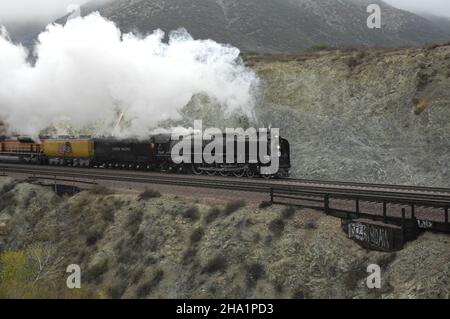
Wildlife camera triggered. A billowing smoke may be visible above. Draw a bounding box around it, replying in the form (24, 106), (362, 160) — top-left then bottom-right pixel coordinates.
(0, 13), (260, 137)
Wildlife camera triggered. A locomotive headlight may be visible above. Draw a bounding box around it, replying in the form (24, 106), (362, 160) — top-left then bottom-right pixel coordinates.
(277, 144), (281, 150)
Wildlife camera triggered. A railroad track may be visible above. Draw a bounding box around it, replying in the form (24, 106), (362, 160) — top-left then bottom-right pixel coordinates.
(1, 163), (450, 233)
(287, 178), (450, 195)
(2, 163), (450, 203)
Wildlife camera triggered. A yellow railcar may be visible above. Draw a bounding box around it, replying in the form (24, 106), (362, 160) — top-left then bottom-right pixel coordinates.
(43, 139), (94, 158)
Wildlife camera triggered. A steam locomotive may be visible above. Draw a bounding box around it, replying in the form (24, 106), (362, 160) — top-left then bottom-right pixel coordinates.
(0, 133), (290, 178)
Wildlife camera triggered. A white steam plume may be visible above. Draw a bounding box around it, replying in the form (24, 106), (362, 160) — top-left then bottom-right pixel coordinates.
(0, 13), (260, 137)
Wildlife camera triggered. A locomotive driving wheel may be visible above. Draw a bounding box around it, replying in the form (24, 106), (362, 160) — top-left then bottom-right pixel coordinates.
(233, 169), (245, 178)
(246, 169), (255, 178)
(192, 164), (203, 175)
(220, 170), (229, 177)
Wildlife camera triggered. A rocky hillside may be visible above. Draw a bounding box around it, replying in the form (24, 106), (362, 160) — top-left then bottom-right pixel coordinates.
(246, 43), (450, 186)
(0, 178), (449, 298)
(76, 0), (450, 53)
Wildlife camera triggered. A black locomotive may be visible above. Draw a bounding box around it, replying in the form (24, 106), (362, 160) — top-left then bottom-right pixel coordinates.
(0, 132), (291, 178)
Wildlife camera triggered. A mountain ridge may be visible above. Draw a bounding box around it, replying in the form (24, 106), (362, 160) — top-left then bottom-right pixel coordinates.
(76, 0), (450, 53)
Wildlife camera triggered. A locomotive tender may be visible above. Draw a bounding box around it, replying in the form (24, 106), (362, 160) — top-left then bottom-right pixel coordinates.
(0, 132), (290, 178)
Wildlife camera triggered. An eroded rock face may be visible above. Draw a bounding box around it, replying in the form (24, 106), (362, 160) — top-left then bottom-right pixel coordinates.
(0, 178), (448, 299)
(251, 45), (450, 186)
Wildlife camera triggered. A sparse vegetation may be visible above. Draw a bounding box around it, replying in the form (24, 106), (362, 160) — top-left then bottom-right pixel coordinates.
(413, 98), (428, 115)
(246, 262), (265, 287)
(305, 221), (318, 230)
(101, 208), (115, 223)
(259, 201), (272, 209)
(281, 206), (296, 219)
(1, 177), (449, 299)
(107, 280), (127, 299)
(0, 192), (16, 213)
(182, 248), (197, 265)
(138, 188), (161, 201)
(184, 206), (200, 221)
(0, 247), (92, 298)
(136, 269), (164, 298)
(85, 258), (109, 282)
(86, 229), (103, 246)
(292, 287), (310, 299)
(190, 227), (204, 244)
(89, 185), (113, 195)
(224, 200), (246, 216)
(125, 209), (143, 234)
(205, 207), (221, 223)
(305, 43), (335, 52)
(268, 218), (285, 237)
(202, 255), (227, 274)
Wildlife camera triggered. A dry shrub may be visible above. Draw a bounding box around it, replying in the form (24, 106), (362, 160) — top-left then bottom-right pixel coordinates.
(135, 269), (164, 298)
(85, 258), (109, 283)
(107, 280), (128, 299)
(305, 221), (318, 230)
(205, 207), (221, 223)
(184, 206), (200, 221)
(414, 98), (428, 115)
(246, 262), (265, 287)
(259, 201), (272, 209)
(224, 200), (246, 215)
(281, 206), (296, 219)
(125, 209), (143, 234)
(202, 255), (227, 274)
(268, 218), (285, 237)
(89, 185), (113, 195)
(86, 228), (103, 246)
(138, 188), (161, 201)
(190, 227), (204, 244)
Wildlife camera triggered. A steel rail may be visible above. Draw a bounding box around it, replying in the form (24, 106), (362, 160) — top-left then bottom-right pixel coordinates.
(3, 165), (450, 206)
(287, 178), (450, 194)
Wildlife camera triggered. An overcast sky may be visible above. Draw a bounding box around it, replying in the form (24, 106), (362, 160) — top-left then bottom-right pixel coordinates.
(0, 0), (449, 25)
(385, 0), (450, 17)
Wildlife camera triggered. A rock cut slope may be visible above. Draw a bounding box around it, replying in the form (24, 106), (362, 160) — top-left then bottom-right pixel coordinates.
(0, 178), (449, 298)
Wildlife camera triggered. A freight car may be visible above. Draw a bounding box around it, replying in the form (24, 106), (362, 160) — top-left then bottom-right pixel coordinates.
(0, 132), (291, 178)
(0, 137), (42, 163)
